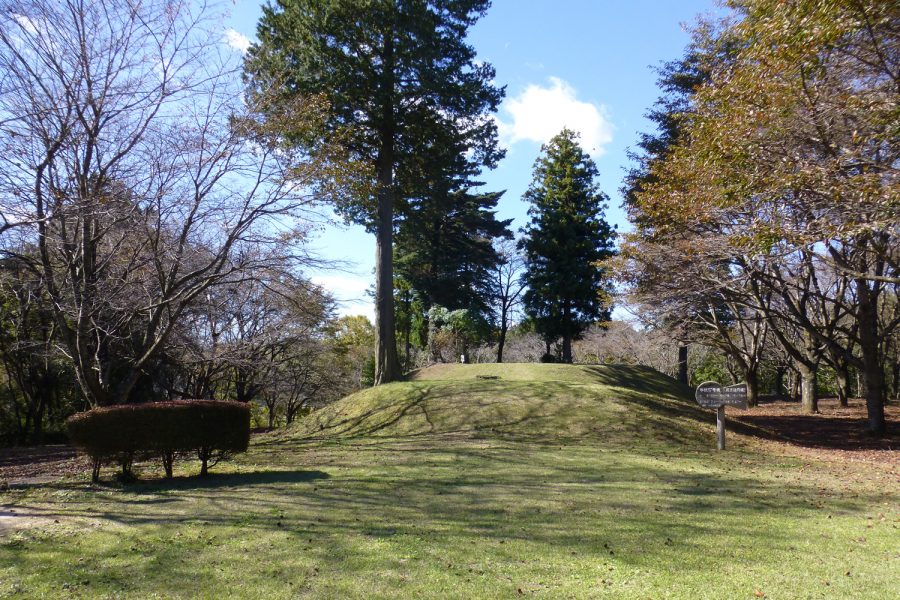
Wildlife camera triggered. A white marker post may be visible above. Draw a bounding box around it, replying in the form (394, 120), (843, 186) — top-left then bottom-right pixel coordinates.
(695, 382), (748, 451)
(716, 406), (725, 450)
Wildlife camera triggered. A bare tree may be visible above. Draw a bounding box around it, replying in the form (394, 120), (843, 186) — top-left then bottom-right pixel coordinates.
(575, 322), (682, 376)
(0, 0), (324, 407)
(491, 238), (526, 363)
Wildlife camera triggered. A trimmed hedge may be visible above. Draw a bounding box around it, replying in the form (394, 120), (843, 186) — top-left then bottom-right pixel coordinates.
(67, 400), (250, 482)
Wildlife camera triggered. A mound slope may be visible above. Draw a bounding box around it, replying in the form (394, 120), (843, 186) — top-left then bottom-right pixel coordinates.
(295, 363), (710, 447)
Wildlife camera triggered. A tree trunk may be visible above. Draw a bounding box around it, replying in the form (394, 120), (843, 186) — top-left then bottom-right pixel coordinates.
(677, 345), (688, 384)
(856, 279), (886, 434)
(798, 362), (818, 414)
(496, 305), (508, 363)
(404, 313), (411, 370)
(32, 399), (45, 444)
(120, 457), (134, 482)
(745, 367), (759, 407)
(773, 366), (785, 398)
(824, 347), (850, 407)
(22, 407), (32, 446)
(199, 450), (209, 477)
(373, 174), (401, 383)
(861, 361), (886, 435)
(373, 31), (401, 386)
(789, 369), (801, 402)
(834, 360), (850, 408)
(162, 452), (174, 479)
(892, 361), (899, 402)
(561, 335), (572, 363)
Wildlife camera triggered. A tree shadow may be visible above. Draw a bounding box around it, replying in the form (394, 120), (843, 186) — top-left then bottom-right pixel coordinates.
(580, 364), (693, 399)
(129, 469), (331, 491)
(8, 469), (330, 494)
(730, 414), (899, 450)
(4, 427), (895, 599)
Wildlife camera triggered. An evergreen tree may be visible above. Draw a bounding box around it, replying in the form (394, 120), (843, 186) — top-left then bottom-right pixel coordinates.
(622, 49), (709, 224)
(520, 129), (616, 363)
(622, 26), (738, 229)
(395, 186), (511, 319)
(245, 0), (503, 384)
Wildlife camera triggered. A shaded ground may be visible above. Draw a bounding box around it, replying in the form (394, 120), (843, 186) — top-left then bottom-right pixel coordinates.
(728, 397), (899, 467)
(0, 445), (83, 485)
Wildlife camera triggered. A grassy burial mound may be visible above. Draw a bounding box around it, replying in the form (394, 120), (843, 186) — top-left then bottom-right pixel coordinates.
(296, 363), (707, 448)
(1, 364), (897, 599)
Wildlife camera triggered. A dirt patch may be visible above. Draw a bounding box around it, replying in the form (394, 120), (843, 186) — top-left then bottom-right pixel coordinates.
(728, 397), (899, 469)
(0, 508), (59, 537)
(0, 444), (86, 485)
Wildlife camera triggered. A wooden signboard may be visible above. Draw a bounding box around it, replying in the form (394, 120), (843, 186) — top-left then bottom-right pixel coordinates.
(695, 382), (749, 409)
(695, 381), (748, 450)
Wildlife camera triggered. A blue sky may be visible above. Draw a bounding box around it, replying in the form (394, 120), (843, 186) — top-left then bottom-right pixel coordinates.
(222, 0), (724, 319)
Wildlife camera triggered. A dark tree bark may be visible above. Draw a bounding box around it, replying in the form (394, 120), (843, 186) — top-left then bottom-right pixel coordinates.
(267, 401), (277, 429)
(798, 362), (818, 414)
(855, 277), (886, 434)
(892, 361), (899, 402)
(789, 368), (801, 402)
(496, 315), (508, 363)
(744, 366), (759, 407)
(833, 356), (850, 408)
(373, 32), (402, 385)
(562, 335), (573, 364)
(678, 345), (689, 385)
(773, 366), (785, 397)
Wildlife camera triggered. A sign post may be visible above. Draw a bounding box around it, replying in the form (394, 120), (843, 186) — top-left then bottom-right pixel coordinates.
(695, 382), (748, 451)
(716, 405), (725, 450)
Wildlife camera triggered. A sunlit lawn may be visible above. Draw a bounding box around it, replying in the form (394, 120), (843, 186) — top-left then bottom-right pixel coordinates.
(1, 364), (897, 599)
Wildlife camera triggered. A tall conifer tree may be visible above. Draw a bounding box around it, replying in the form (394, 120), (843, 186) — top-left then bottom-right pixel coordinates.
(245, 0), (503, 384)
(395, 187), (511, 317)
(520, 129), (616, 363)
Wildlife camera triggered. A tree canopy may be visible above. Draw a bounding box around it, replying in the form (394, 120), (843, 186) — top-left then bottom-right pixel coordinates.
(245, 0), (504, 384)
(520, 129), (616, 363)
(620, 0), (899, 433)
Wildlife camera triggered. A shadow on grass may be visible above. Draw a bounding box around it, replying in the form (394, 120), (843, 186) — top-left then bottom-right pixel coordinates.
(4, 426), (896, 600)
(9, 469), (330, 493)
(580, 364), (693, 399)
(136, 469), (331, 491)
(729, 413), (900, 450)
(5, 446), (889, 572)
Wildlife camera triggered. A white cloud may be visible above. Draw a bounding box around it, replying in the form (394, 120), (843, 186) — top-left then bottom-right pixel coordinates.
(498, 77), (613, 156)
(312, 274), (375, 322)
(224, 28), (251, 54)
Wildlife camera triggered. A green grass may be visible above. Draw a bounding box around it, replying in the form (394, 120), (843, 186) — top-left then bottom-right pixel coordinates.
(1, 364), (897, 599)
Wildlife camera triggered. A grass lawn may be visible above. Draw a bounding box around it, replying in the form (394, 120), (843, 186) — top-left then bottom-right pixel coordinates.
(1, 364), (897, 599)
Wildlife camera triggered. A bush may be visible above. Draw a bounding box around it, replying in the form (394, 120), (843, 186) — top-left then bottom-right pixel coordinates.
(67, 400), (250, 482)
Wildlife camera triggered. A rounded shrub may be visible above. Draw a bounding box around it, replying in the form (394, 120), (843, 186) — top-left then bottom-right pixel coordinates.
(67, 400), (250, 482)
